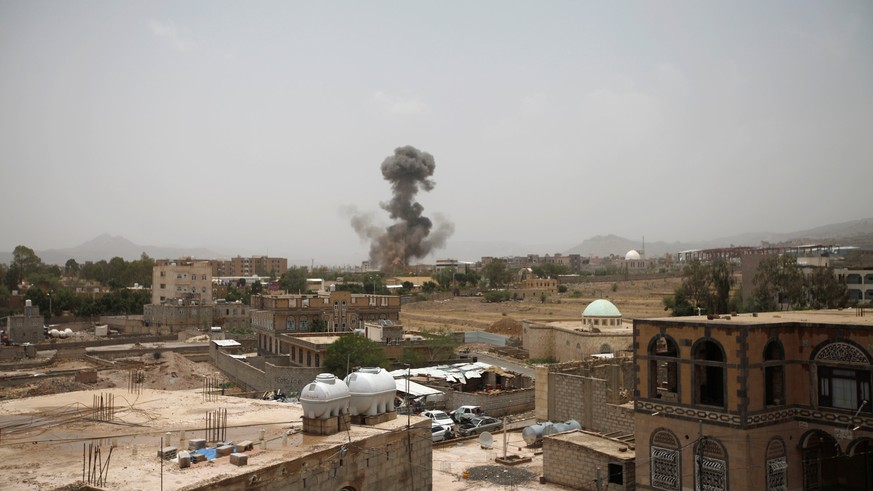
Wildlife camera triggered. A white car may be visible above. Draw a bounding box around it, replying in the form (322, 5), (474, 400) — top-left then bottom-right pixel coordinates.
(421, 410), (455, 431)
(431, 425), (449, 442)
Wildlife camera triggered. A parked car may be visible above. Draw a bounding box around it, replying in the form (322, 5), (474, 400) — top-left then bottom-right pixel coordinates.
(458, 416), (502, 436)
(421, 410), (455, 431)
(431, 424), (449, 442)
(450, 405), (483, 423)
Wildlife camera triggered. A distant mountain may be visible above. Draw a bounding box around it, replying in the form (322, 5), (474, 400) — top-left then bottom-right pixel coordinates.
(565, 217), (873, 258)
(0, 234), (223, 265)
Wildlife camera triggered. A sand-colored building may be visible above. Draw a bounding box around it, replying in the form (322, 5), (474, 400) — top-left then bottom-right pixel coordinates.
(634, 309), (873, 491)
(152, 258), (213, 305)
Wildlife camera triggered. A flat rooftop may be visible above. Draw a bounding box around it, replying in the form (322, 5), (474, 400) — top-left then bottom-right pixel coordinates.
(538, 320), (632, 334)
(640, 308), (873, 327)
(546, 429), (636, 460)
(0, 388), (425, 490)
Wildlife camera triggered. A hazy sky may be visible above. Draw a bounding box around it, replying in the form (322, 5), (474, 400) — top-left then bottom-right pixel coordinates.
(2, 1), (871, 265)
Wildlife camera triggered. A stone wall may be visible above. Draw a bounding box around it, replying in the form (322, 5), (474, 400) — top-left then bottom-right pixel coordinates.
(446, 387), (535, 417)
(211, 349), (322, 395)
(548, 371), (633, 435)
(523, 319), (633, 362)
(187, 421), (432, 491)
(543, 433), (635, 491)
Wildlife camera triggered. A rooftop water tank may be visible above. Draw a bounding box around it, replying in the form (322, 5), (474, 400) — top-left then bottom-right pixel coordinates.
(300, 374), (350, 420)
(63, 328), (73, 338)
(344, 367), (396, 416)
(522, 419), (581, 445)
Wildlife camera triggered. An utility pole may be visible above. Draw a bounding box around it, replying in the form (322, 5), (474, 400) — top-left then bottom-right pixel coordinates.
(595, 466), (603, 491)
(697, 420), (705, 491)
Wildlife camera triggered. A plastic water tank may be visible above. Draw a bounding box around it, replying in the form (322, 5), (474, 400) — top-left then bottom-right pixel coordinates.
(300, 374), (350, 420)
(344, 367), (396, 416)
(63, 328), (73, 338)
(49, 329), (60, 338)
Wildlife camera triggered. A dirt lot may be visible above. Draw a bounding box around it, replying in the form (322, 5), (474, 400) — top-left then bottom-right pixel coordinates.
(401, 277), (681, 333)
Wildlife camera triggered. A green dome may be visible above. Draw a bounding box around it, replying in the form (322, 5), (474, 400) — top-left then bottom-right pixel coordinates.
(582, 299), (621, 318)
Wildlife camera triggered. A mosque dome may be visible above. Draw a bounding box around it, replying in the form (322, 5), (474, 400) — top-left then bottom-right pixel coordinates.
(582, 299), (622, 318)
(625, 250), (641, 261)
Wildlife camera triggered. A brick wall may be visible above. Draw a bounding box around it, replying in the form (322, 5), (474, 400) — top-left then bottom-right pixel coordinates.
(543, 434), (635, 491)
(548, 371), (633, 435)
(212, 349), (322, 395)
(184, 421), (432, 491)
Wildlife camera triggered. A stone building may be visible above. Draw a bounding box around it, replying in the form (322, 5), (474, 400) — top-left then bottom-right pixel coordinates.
(2, 300), (43, 344)
(250, 291), (400, 357)
(543, 430), (635, 491)
(143, 303), (213, 332)
(211, 255), (288, 277)
(152, 259), (213, 305)
(513, 277), (558, 300)
(634, 310), (873, 491)
(523, 299), (632, 362)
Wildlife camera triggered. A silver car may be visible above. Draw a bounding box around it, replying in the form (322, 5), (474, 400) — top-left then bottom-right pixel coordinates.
(459, 416), (502, 436)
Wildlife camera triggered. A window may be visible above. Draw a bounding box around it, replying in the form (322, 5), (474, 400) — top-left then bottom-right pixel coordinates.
(315, 354), (320, 367)
(693, 339), (725, 407)
(649, 336), (679, 400)
(650, 429), (680, 490)
(764, 340), (785, 406)
(766, 438), (787, 491)
(160, 284), (166, 289)
(608, 463), (623, 485)
(307, 352), (311, 367)
(695, 438), (728, 491)
(814, 341), (872, 412)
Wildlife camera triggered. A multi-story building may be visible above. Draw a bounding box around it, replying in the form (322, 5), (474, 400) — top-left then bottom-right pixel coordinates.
(152, 259), (213, 305)
(835, 267), (873, 303)
(634, 309), (873, 491)
(211, 256), (288, 277)
(250, 290), (401, 357)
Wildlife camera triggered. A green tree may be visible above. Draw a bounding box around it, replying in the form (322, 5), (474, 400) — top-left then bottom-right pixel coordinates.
(663, 287), (696, 316)
(680, 259), (713, 312)
(805, 266), (847, 309)
(323, 334), (388, 379)
(251, 280), (264, 295)
(483, 290), (511, 303)
(64, 259), (80, 277)
(532, 263), (569, 278)
(280, 267), (309, 294)
(482, 259), (513, 288)
(752, 255), (805, 311)
(710, 259), (732, 314)
(12, 245), (42, 283)
(421, 281), (437, 294)
(431, 268), (455, 290)
(419, 329), (459, 361)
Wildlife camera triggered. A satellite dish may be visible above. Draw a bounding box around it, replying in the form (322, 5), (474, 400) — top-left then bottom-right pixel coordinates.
(478, 431), (493, 449)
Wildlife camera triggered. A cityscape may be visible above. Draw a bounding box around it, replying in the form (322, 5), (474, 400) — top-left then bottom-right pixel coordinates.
(2, 2), (872, 491)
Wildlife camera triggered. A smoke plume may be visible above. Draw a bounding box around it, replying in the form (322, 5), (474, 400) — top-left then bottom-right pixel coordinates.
(351, 146), (454, 270)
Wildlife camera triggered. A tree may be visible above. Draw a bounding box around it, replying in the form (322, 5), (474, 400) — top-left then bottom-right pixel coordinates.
(12, 245), (42, 283)
(323, 334), (388, 379)
(64, 259), (80, 277)
(752, 255), (805, 311)
(710, 259), (732, 314)
(279, 267), (309, 294)
(431, 268), (455, 290)
(680, 259), (713, 312)
(419, 329), (459, 361)
(482, 260), (513, 288)
(251, 280), (264, 295)
(805, 266), (847, 309)
(532, 263), (569, 278)
(421, 281), (437, 294)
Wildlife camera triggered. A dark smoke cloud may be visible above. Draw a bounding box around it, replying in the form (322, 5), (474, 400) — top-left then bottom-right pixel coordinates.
(351, 146), (454, 270)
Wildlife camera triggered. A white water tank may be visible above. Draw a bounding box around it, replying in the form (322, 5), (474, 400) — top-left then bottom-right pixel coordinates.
(300, 374), (350, 420)
(49, 329), (60, 338)
(522, 419), (581, 445)
(344, 367), (396, 416)
(63, 328), (74, 338)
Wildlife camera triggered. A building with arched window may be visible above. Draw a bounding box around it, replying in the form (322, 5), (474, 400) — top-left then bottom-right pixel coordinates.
(634, 309), (873, 490)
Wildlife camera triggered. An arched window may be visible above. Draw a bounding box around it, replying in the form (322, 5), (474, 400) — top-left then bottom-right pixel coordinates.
(600, 343), (613, 354)
(649, 336), (679, 401)
(765, 438), (787, 491)
(764, 339), (785, 406)
(696, 437), (728, 491)
(693, 339), (726, 407)
(814, 341), (872, 412)
(650, 429), (680, 491)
